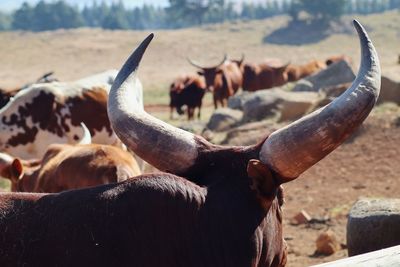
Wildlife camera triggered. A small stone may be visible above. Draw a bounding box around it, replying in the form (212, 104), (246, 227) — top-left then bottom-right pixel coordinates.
(315, 230), (341, 256)
(352, 184), (366, 190)
(290, 210), (312, 225)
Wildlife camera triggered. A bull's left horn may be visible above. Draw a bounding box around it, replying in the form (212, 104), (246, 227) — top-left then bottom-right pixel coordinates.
(259, 20), (380, 181)
(108, 34), (199, 174)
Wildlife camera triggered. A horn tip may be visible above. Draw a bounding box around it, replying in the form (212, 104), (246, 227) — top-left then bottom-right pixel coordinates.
(352, 19), (367, 38)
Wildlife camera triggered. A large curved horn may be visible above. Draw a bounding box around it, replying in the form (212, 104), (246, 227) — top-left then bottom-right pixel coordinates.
(107, 34), (199, 174)
(187, 54), (227, 69)
(259, 20), (380, 181)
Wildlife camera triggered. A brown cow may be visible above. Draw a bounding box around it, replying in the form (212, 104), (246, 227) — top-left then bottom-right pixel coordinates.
(0, 21), (380, 266)
(0, 143), (141, 193)
(325, 54), (353, 66)
(286, 60), (326, 82)
(242, 62), (290, 92)
(188, 55), (243, 109)
(169, 74), (206, 120)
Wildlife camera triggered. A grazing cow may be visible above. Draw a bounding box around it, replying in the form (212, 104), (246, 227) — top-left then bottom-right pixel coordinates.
(0, 21), (380, 267)
(169, 74), (206, 120)
(325, 55), (353, 66)
(242, 62), (290, 92)
(0, 70), (135, 160)
(188, 55), (243, 109)
(285, 60), (326, 82)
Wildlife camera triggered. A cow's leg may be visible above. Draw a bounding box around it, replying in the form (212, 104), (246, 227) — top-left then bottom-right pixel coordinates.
(213, 96), (218, 109)
(197, 106), (201, 119)
(170, 106), (174, 120)
(221, 98), (226, 107)
(188, 108), (194, 120)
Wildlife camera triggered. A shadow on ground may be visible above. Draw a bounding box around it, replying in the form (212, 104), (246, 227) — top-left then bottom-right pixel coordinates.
(264, 19), (354, 45)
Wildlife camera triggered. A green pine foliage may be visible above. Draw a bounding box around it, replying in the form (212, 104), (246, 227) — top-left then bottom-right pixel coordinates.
(0, 0), (398, 32)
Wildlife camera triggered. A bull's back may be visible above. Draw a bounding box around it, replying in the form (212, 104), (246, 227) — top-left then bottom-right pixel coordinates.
(0, 176), (209, 266)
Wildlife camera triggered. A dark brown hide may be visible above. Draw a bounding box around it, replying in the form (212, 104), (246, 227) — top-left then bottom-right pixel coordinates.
(285, 60), (326, 82)
(68, 87), (113, 136)
(197, 61), (243, 109)
(242, 63), (289, 92)
(1, 144), (140, 193)
(0, 141), (287, 267)
(169, 74), (206, 120)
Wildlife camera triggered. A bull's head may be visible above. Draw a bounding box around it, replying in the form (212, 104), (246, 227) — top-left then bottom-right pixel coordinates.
(187, 55), (227, 92)
(108, 20), (380, 266)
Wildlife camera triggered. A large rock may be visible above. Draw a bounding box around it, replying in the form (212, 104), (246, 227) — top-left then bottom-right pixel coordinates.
(347, 198), (400, 256)
(221, 120), (282, 146)
(378, 75), (400, 105)
(228, 91), (252, 110)
(241, 88), (320, 122)
(293, 60), (355, 92)
(206, 108), (243, 132)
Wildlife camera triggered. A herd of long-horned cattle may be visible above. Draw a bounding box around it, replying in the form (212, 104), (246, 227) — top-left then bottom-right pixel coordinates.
(0, 20), (380, 266)
(170, 42), (351, 120)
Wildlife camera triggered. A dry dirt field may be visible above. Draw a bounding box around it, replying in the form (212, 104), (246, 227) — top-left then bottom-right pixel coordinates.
(0, 11), (399, 266)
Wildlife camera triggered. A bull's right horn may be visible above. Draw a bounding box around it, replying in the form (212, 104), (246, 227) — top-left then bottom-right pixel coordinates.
(259, 20), (381, 182)
(108, 34), (199, 174)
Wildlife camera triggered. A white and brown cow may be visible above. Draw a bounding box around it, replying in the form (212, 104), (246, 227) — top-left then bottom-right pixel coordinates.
(0, 70), (142, 159)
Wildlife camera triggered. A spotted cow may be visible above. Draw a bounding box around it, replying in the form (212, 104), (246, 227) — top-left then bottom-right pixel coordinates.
(0, 69), (137, 160)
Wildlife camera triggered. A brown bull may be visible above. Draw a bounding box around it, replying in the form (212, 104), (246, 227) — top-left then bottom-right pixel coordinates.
(242, 62), (290, 92)
(169, 74), (206, 120)
(0, 21), (380, 266)
(188, 55), (243, 109)
(286, 60), (326, 82)
(0, 143), (141, 193)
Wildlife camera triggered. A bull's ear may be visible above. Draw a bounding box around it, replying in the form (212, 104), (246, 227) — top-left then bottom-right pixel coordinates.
(197, 71), (204, 76)
(11, 159), (24, 181)
(247, 159), (278, 211)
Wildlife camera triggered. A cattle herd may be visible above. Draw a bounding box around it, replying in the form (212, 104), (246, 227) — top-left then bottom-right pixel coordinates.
(170, 47), (352, 121)
(0, 20), (381, 266)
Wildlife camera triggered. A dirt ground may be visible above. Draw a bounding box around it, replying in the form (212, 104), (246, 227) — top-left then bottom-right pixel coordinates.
(0, 11), (399, 266)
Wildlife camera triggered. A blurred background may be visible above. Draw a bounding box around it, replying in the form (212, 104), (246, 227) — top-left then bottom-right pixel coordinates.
(0, 0), (398, 31)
